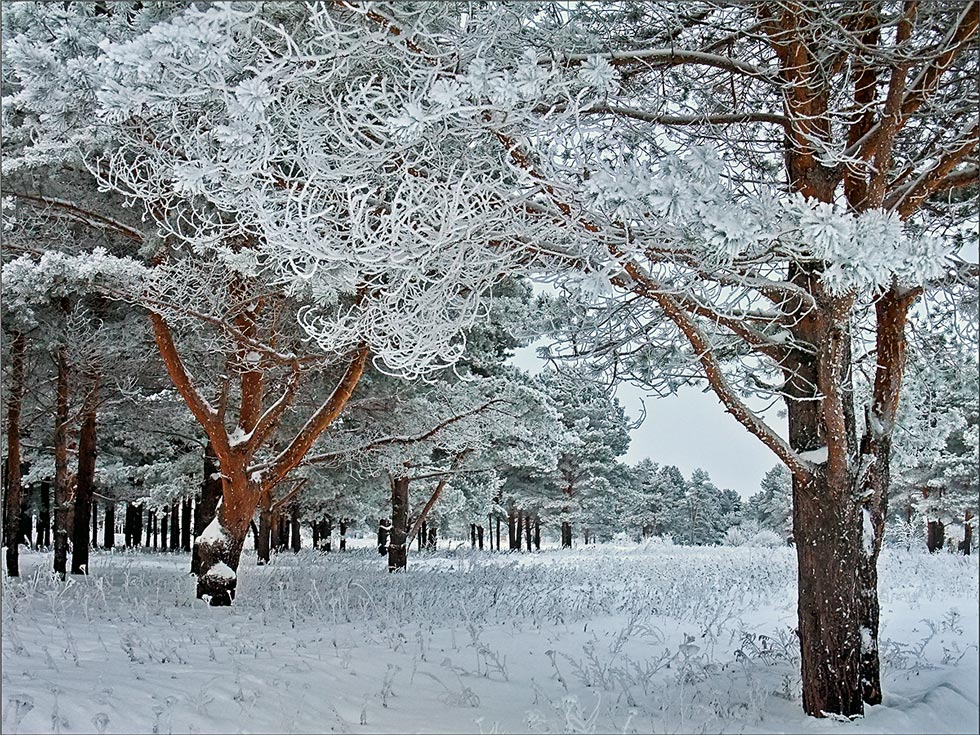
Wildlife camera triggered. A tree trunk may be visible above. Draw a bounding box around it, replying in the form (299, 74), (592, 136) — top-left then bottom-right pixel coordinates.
(470, 524), (476, 548)
(161, 513), (169, 552)
(377, 518), (390, 555)
(290, 506), (301, 552)
(516, 511), (524, 551)
(169, 500), (179, 550)
(508, 509), (517, 549)
(495, 517), (501, 551)
(561, 521), (572, 548)
(584, 528), (590, 546)
(152, 512), (159, 550)
(257, 497), (272, 565)
(388, 476), (409, 571)
(427, 526), (437, 551)
(418, 520), (426, 551)
(323, 517), (333, 551)
(37, 482), (51, 548)
(91, 501), (99, 549)
(534, 516), (540, 550)
(312, 519), (319, 549)
(192, 441), (222, 575)
(103, 501), (115, 549)
(927, 520), (945, 553)
(193, 473), (255, 606)
(339, 520), (347, 551)
(145, 507), (152, 547)
(124, 502), (135, 548)
(962, 510), (973, 555)
(3, 331), (26, 577)
(181, 498), (192, 551)
(524, 513), (532, 551)
(793, 470), (864, 718)
(53, 343), (71, 579)
(477, 524), (484, 550)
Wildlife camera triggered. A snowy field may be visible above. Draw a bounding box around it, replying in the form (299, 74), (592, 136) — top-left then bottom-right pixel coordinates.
(2, 543), (977, 735)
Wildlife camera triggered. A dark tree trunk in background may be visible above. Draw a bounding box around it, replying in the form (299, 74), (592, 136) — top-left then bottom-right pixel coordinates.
(508, 509), (517, 549)
(311, 520), (319, 549)
(584, 528), (591, 545)
(534, 516), (540, 550)
(170, 500), (179, 550)
(495, 517), (501, 551)
(388, 477), (409, 571)
(323, 517), (333, 551)
(524, 513), (532, 551)
(134, 504), (143, 547)
(257, 500), (272, 565)
(91, 502), (99, 549)
(561, 522), (572, 549)
(477, 525), (484, 550)
(927, 520), (945, 553)
(418, 520), (426, 551)
(160, 513), (168, 551)
(124, 503), (135, 548)
(377, 518), (390, 555)
(103, 502), (115, 549)
(470, 524), (476, 547)
(290, 507), (301, 552)
(145, 508), (152, 547)
(37, 482), (51, 548)
(52, 343), (71, 579)
(962, 511), (973, 555)
(181, 498), (192, 550)
(3, 332), (26, 577)
(426, 526), (437, 551)
(192, 441), (222, 575)
(516, 511), (524, 551)
(153, 512), (159, 550)
(339, 520), (347, 551)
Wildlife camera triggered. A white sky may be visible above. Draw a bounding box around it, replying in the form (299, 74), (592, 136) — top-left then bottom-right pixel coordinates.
(511, 344), (782, 499)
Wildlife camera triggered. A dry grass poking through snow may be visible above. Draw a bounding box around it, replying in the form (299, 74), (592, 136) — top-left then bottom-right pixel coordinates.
(2, 542), (977, 734)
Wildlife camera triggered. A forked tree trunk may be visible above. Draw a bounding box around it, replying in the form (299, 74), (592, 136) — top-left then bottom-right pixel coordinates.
(193, 473), (255, 606)
(71, 379), (98, 575)
(388, 476), (409, 571)
(4, 332), (26, 577)
(52, 344), (71, 579)
(103, 501), (114, 549)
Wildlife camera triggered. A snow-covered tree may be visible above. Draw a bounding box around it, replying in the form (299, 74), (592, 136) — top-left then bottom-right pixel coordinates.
(744, 465), (794, 542)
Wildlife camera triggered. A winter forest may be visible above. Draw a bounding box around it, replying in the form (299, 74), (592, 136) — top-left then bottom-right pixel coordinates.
(1, 2), (978, 733)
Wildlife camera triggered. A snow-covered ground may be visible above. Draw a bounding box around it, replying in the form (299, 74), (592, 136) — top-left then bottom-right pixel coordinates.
(2, 542), (977, 734)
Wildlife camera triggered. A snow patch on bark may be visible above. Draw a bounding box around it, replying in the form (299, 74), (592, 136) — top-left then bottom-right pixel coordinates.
(799, 446), (828, 464)
(863, 507), (875, 555)
(198, 516), (228, 545)
(203, 562), (236, 581)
